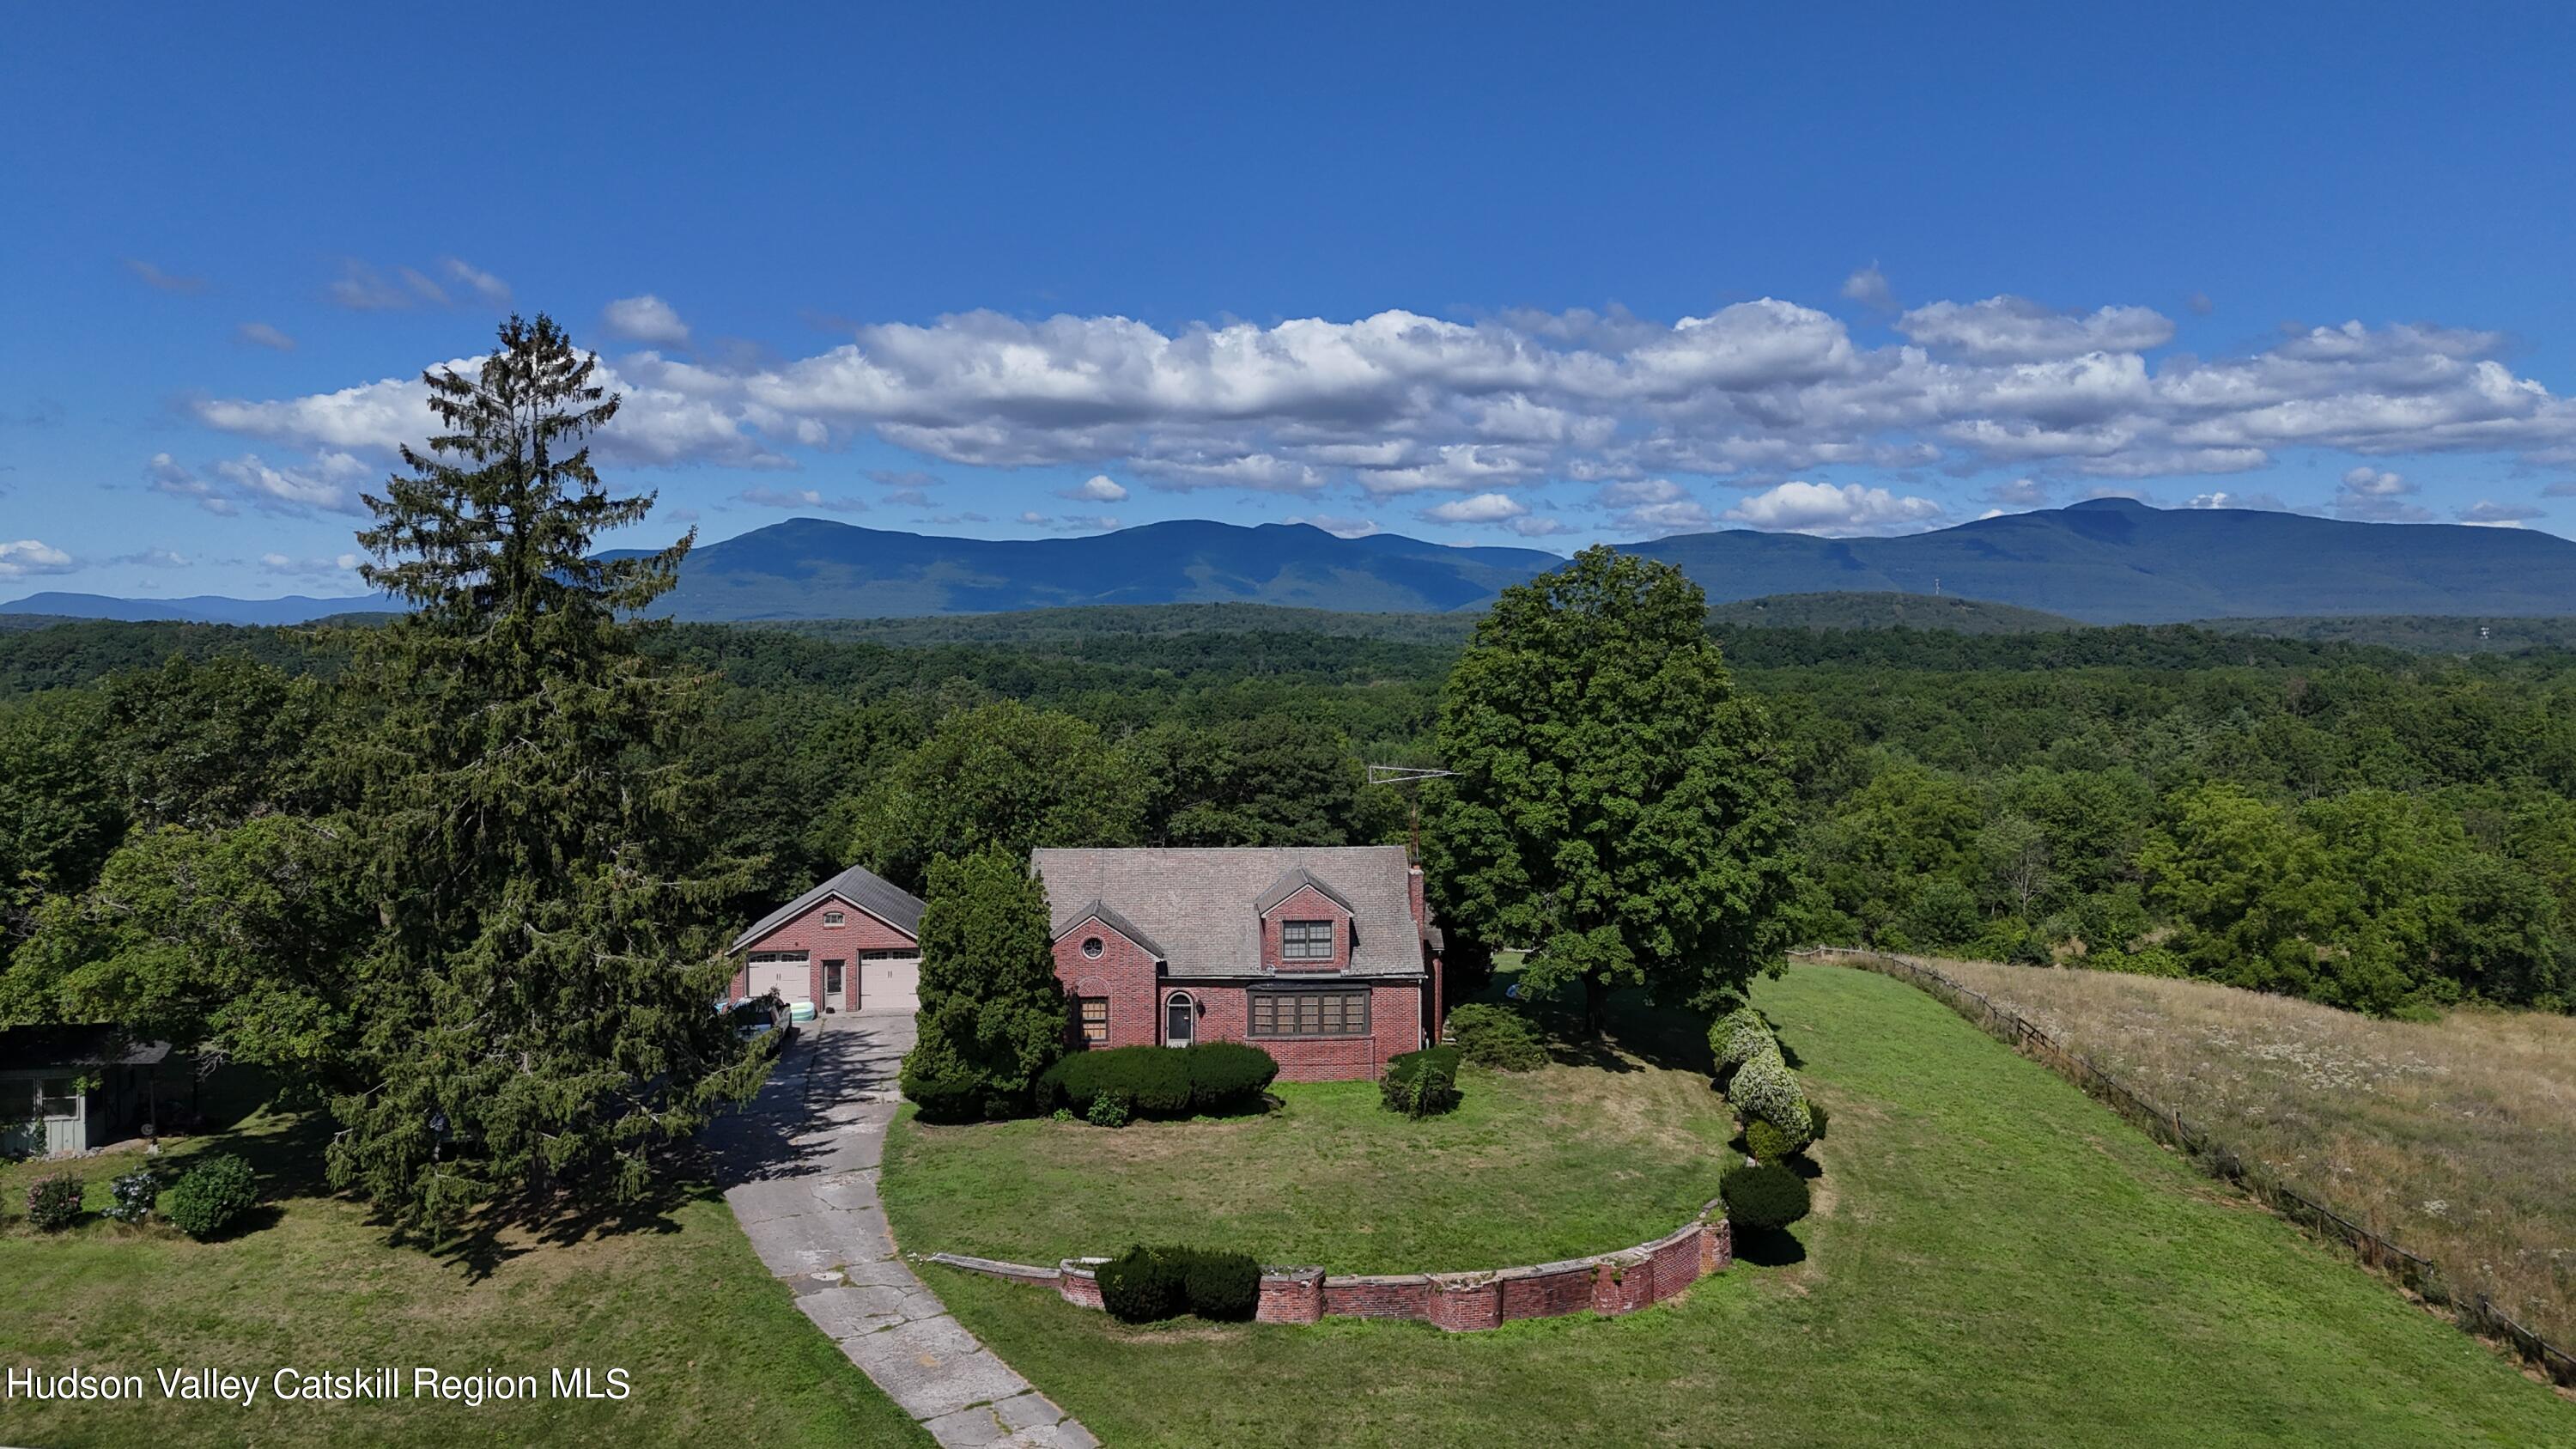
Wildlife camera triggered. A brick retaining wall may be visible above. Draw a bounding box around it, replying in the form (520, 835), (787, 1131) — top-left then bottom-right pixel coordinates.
(925, 1199), (1730, 1333)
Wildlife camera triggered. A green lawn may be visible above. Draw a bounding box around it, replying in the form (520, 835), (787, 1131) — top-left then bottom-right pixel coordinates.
(884, 1050), (1735, 1273)
(0, 1092), (929, 1448)
(884, 965), (2573, 1447)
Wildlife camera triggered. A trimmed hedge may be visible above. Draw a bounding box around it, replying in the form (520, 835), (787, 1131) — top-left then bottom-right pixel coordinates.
(1720, 1161), (1813, 1231)
(1728, 1041), (1811, 1148)
(1381, 1045), (1462, 1117)
(1097, 1243), (1261, 1323)
(1710, 1006), (1774, 1074)
(1445, 1002), (1547, 1071)
(164, 1153), (258, 1240)
(1037, 1042), (1279, 1119)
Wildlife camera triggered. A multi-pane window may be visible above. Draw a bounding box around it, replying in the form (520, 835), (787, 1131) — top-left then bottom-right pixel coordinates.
(823, 910), (847, 927)
(1280, 919), (1335, 961)
(1079, 998), (1110, 1045)
(36, 1077), (77, 1119)
(1249, 988), (1370, 1038)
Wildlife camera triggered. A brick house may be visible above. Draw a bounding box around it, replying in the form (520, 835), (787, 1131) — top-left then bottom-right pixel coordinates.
(729, 863), (927, 1013)
(1031, 845), (1446, 1081)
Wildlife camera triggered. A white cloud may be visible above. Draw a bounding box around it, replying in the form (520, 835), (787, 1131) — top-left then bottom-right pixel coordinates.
(440, 258), (512, 307)
(328, 260), (449, 311)
(1983, 476), (2052, 508)
(1594, 478), (1689, 508)
(2333, 465), (2431, 521)
(1723, 480), (1947, 536)
(1507, 515), (1573, 537)
(112, 548), (191, 569)
(0, 539), (76, 578)
(882, 488), (933, 508)
(1841, 264), (1893, 311)
(256, 551), (361, 580)
(2184, 490), (2296, 511)
(146, 453), (235, 514)
(189, 295), (2576, 512)
(211, 452), (372, 515)
(739, 486), (866, 513)
(1898, 296), (2174, 362)
(1060, 473), (1128, 502)
(125, 259), (205, 294)
(1612, 500), (1717, 537)
(2455, 499), (2544, 527)
(1418, 493), (1528, 524)
(1285, 514), (1380, 539)
(603, 295), (691, 347)
(236, 321), (295, 351)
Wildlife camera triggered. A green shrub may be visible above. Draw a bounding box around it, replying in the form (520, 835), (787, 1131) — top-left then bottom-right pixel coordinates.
(1177, 1246), (1261, 1320)
(164, 1153), (258, 1240)
(900, 1060), (987, 1123)
(1710, 1006), (1773, 1074)
(1720, 1161), (1812, 1231)
(1381, 1046), (1462, 1117)
(25, 1172), (83, 1231)
(1085, 1090), (1131, 1128)
(1806, 1099), (1828, 1142)
(1744, 1117), (1807, 1164)
(1182, 1041), (1280, 1110)
(1097, 1244), (1185, 1323)
(1728, 1040), (1808, 1140)
(1038, 1043), (1280, 1119)
(2104, 947), (2190, 979)
(1097, 1243), (1263, 1322)
(1446, 1003), (1547, 1070)
(103, 1168), (158, 1224)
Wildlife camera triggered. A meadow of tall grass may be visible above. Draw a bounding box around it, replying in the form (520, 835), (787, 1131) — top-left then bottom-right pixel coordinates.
(1920, 955), (2576, 1357)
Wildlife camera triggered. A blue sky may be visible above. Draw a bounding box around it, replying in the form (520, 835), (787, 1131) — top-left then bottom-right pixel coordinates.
(6, 1), (2576, 600)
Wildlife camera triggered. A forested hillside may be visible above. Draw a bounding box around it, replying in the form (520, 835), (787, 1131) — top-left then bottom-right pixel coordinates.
(4, 609), (2570, 1021)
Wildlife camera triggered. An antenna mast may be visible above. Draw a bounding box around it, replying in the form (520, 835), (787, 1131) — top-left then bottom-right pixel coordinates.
(1366, 764), (1456, 861)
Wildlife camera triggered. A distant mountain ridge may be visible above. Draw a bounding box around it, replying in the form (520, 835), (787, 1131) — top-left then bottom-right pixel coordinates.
(8, 500), (2573, 625)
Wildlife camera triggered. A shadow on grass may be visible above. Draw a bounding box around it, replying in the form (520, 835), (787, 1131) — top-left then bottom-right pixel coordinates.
(1732, 1226), (1807, 1267)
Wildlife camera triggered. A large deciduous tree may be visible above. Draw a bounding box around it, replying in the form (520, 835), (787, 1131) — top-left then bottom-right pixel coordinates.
(848, 699), (1145, 892)
(898, 847), (1068, 1120)
(1428, 546), (1797, 1031)
(325, 314), (768, 1231)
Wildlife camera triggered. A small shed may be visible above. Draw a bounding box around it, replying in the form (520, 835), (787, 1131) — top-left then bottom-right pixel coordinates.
(0, 1026), (173, 1158)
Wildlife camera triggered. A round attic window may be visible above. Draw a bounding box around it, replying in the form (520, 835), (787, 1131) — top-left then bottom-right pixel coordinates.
(1082, 936), (1105, 959)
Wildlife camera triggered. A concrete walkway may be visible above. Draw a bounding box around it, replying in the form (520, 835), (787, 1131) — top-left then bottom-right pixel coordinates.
(710, 1012), (1095, 1449)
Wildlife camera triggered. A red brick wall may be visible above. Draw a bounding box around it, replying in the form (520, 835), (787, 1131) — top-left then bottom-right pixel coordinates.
(1053, 918), (1160, 1049)
(732, 898), (915, 1008)
(942, 1202), (1735, 1335)
(1149, 981), (1424, 1081)
(1261, 885), (1353, 973)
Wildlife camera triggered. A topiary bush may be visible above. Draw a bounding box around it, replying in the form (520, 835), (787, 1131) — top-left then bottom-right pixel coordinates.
(1710, 1006), (1774, 1075)
(1744, 1117), (1808, 1165)
(1445, 1002), (1547, 1071)
(1038, 1043), (1281, 1119)
(164, 1153), (258, 1240)
(1181, 1042), (1280, 1111)
(1720, 1161), (1812, 1231)
(1097, 1244), (1185, 1323)
(1728, 1040), (1809, 1142)
(25, 1172), (83, 1231)
(1177, 1246), (1261, 1320)
(103, 1168), (158, 1225)
(1381, 1045), (1463, 1117)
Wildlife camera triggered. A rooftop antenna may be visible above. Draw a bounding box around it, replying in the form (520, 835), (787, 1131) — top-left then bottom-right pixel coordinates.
(1367, 764), (1456, 862)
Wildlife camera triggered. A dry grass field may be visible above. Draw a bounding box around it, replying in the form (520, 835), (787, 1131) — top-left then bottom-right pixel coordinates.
(1922, 955), (2576, 1355)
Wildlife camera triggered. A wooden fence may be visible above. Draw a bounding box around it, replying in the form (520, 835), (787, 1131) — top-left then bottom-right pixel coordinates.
(1804, 947), (2576, 1389)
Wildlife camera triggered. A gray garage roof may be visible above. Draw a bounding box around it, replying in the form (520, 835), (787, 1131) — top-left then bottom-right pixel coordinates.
(731, 863), (927, 953)
(1032, 845), (1427, 979)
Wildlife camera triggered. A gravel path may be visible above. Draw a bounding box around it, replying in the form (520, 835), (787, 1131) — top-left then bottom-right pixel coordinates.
(710, 1012), (1095, 1448)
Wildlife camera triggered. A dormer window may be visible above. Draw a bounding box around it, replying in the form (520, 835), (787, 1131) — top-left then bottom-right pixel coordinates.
(1281, 919), (1334, 961)
(822, 910), (846, 928)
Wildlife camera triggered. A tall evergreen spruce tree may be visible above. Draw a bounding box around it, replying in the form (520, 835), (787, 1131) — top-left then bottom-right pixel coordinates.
(1428, 546), (1798, 1032)
(899, 848), (1068, 1120)
(325, 315), (768, 1230)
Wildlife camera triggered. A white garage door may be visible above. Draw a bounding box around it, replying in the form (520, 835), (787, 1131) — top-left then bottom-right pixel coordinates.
(746, 955), (809, 1004)
(860, 953), (920, 1012)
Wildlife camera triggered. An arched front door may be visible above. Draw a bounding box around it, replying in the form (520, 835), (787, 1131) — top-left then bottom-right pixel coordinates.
(1164, 991), (1195, 1047)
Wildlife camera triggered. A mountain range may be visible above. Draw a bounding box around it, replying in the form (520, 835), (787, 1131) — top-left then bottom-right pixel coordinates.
(8, 499), (2574, 626)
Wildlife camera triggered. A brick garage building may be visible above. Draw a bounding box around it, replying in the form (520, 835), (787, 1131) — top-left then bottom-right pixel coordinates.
(729, 863), (927, 1014)
(1030, 845), (1445, 1081)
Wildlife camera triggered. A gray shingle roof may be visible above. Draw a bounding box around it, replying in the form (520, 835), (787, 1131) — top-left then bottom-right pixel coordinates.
(731, 863), (927, 953)
(1031, 846), (1427, 979)
(1254, 865), (1354, 916)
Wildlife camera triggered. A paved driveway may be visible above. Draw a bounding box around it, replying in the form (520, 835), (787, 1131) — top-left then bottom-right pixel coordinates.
(710, 1012), (1094, 1448)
